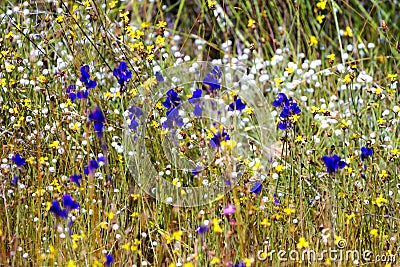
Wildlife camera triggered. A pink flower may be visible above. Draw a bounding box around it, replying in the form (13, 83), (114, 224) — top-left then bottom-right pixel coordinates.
(223, 203), (236, 215)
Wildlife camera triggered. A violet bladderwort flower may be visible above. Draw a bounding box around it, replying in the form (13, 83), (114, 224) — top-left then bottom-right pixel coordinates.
(322, 154), (346, 173)
(80, 65), (97, 89)
(272, 92), (301, 130)
(210, 127), (231, 149)
(203, 66), (222, 94)
(360, 147), (373, 161)
(12, 154), (26, 167)
(49, 200), (68, 219)
(250, 181), (262, 195)
(89, 106), (106, 138)
(163, 89), (181, 114)
(128, 105), (144, 131)
(228, 98), (246, 112)
(70, 174), (82, 186)
(188, 88), (203, 117)
(113, 61), (132, 90)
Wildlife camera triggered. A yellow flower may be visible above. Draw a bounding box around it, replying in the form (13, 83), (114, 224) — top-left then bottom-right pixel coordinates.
(39, 157), (48, 164)
(247, 19), (256, 28)
(275, 164), (284, 172)
(316, 0), (327, 10)
(274, 78), (283, 86)
(49, 141), (60, 149)
(26, 157), (35, 164)
(296, 135), (304, 143)
(156, 35), (165, 45)
(327, 53), (335, 62)
(377, 118), (386, 125)
(309, 35), (318, 46)
(156, 21), (167, 28)
(207, 0), (217, 8)
(379, 170), (389, 178)
(316, 14), (325, 24)
(67, 260), (76, 267)
(370, 229), (378, 238)
(172, 230), (183, 241)
(183, 263), (194, 267)
(345, 212), (355, 224)
(246, 107), (254, 115)
(243, 258), (253, 267)
(55, 15), (64, 23)
(141, 21), (150, 29)
(213, 218), (223, 233)
(343, 74), (352, 85)
(82, 0), (91, 7)
(290, 114), (300, 122)
(344, 26), (353, 37)
(283, 207), (295, 215)
(105, 211), (114, 220)
(210, 257), (220, 264)
(120, 11), (129, 23)
(260, 218), (271, 227)
(100, 222), (108, 229)
(285, 67), (294, 74)
(221, 139), (237, 150)
(122, 243), (130, 250)
(388, 73), (398, 82)
(5, 65), (15, 73)
(109, 0), (118, 9)
(373, 194), (387, 207)
(297, 237), (309, 249)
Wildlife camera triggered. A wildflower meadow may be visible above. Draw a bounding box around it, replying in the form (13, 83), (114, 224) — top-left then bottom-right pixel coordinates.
(1, 0), (400, 266)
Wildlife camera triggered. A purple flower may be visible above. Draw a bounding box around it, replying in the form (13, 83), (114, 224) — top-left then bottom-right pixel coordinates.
(203, 73), (220, 92)
(233, 261), (246, 267)
(128, 106), (144, 131)
(113, 61), (132, 87)
(360, 147), (373, 161)
(155, 71), (164, 82)
(66, 85), (76, 93)
(188, 89), (203, 117)
(203, 66), (222, 93)
(104, 254), (114, 266)
(69, 92), (77, 102)
(210, 127), (230, 148)
(273, 93), (301, 131)
(70, 174), (82, 186)
(77, 90), (89, 99)
(89, 106), (106, 138)
(162, 108), (184, 129)
(322, 154), (346, 173)
(250, 181), (262, 194)
(12, 154), (26, 167)
(80, 65), (97, 89)
(272, 93), (288, 107)
(163, 89), (181, 112)
(62, 194), (80, 211)
(11, 175), (19, 186)
(223, 203), (236, 215)
(228, 98), (246, 111)
(49, 200), (68, 219)
(188, 89), (202, 104)
(274, 194), (280, 206)
(192, 166), (202, 176)
(196, 225), (209, 234)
